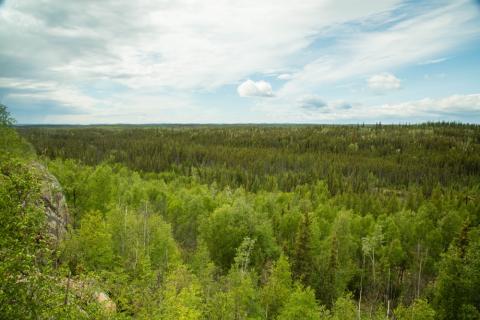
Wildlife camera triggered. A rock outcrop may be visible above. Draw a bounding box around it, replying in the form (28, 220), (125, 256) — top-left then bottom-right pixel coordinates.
(94, 291), (117, 313)
(32, 162), (70, 242)
(31, 163), (117, 314)
(63, 277), (117, 314)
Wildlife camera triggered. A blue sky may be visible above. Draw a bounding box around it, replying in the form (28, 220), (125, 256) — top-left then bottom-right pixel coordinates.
(0, 0), (479, 124)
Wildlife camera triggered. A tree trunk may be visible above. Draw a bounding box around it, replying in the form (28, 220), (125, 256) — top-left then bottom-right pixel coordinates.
(64, 272), (71, 307)
(358, 253), (365, 320)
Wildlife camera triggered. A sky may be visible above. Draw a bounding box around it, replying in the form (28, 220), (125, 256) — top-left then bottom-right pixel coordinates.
(0, 0), (480, 124)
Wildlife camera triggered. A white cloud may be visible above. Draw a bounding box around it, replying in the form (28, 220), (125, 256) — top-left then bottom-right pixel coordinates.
(0, 0), (407, 123)
(278, 73), (294, 80)
(237, 80), (274, 98)
(317, 93), (480, 121)
(255, 93), (480, 123)
(0, 0), (401, 92)
(0, 77), (98, 112)
(279, 0), (480, 98)
(418, 57), (449, 65)
(367, 73), (401, 91)
(392, 94), (480, 116)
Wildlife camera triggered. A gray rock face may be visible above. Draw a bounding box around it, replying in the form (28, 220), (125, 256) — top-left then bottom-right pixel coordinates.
(32, 162), (70, 242)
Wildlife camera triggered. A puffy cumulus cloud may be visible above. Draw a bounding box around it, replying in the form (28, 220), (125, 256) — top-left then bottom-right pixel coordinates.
(237, 80), (274, 98)
(367, 73), (401, 91)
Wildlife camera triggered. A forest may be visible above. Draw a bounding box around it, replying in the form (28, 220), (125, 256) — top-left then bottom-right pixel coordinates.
(2, 104), (480, 319)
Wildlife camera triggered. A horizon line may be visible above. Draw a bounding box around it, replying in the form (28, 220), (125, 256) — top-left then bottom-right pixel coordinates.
(14, 121), (480, 127)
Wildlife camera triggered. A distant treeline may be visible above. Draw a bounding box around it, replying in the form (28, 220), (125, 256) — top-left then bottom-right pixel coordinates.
(19, 123), (480, 195)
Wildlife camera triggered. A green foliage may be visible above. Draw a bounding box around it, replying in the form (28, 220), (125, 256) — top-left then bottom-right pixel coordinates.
(330, 294), (357, 320)
(277, 285), (321, 320)
(206, 269), (261, 319)
(40, 145), (479, 318)
(260, 254), (293, 319)
(159, 265), (203, 319)
(0, 158), (50, 318)
(19, 123), (480, 194)
(0, 103), (15, 126)
(0, 158), (102, 319)
(293, 211), (314, 283)
(395, 299), (435, 320)
(200, 199), (278, 271)
(433, 227), (480, 320)
(72, 210), (114, 271)
(3, 116), (480, 318)
(0, 104), (34, 158)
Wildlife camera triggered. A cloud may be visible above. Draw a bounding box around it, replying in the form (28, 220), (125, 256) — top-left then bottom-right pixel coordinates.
(297, 94), (327, 109)
(296, 96), (354, 114)
(255, 93), (480, 123)
(0, 0), (401, 92)
(388, 93), (480, 116)
(330, 101), (353, 110)
(0, 0), (406, 122)
(0, 0), (478, 124)
(0, 78), (98, 111)
(418, 57), (449, 65)
(307, 93), (480, 122)
(367, 72), (401, 91)
(279, 0), (480, 97)
(278, 73), (293, 80)
(237, 80), (274, 98)
(0, 77), (204, 124)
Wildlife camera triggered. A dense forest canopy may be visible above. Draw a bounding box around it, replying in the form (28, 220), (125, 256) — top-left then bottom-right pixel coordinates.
(2, 109), (480, 319)
(18, 123), (480, 194)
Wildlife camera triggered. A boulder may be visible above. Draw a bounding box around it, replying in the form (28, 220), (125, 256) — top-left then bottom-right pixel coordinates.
(94, 291), (117, 313)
